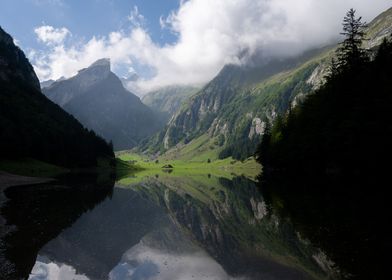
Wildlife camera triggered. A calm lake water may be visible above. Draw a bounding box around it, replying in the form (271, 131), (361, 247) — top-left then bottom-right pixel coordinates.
(0, 172), (338, 280)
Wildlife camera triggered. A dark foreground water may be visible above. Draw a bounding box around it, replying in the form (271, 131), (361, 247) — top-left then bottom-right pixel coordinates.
(0, 172), (340, 280)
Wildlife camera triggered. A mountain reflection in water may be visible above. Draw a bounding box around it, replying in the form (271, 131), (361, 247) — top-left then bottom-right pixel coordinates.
(1, 172), (338, 280)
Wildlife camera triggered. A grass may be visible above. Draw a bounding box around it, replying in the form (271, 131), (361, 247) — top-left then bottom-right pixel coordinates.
(159, 134), (222, 161)
(116, 148), (261, 183)
(118, 132), (261, 180)
(0, 158), (69, 177)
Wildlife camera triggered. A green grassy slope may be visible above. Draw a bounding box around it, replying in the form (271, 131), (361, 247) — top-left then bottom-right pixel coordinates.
(142, 85), (200, 120)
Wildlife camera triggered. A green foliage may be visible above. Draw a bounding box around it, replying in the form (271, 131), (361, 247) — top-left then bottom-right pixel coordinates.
(214, 134), (225, 146)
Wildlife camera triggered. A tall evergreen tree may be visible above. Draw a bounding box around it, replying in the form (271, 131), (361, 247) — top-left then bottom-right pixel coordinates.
(337, 8), (368, 69)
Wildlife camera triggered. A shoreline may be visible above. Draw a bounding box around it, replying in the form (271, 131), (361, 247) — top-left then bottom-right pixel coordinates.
(0, 171), (54, 214)
(0, 172), (53, 278)
(0, 171), (54, 189)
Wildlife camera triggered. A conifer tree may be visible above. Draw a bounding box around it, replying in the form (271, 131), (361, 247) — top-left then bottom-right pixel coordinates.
(336, 9), (368, 69)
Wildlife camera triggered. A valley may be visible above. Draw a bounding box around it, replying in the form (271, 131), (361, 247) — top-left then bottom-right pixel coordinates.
(1, 3), (392, 280)
(116, 151), (261, 182)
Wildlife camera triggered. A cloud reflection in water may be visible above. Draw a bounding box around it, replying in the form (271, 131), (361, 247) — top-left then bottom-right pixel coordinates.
(109, 242), (247, 280)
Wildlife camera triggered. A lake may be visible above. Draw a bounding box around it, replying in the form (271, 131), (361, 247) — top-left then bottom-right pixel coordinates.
(0, 172), (338, 280)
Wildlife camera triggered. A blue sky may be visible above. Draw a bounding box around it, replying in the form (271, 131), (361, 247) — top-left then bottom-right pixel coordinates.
(1, 0), (391, 92)
(0, 0), (179, 49)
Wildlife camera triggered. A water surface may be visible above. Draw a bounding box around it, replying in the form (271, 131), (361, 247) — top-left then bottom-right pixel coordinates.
(1, 172), (336, 279)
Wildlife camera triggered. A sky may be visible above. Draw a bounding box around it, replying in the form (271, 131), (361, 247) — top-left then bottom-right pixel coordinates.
(1, 0), (391, 92)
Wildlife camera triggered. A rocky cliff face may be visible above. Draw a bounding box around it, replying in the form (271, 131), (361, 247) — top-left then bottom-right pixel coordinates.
(142, 85), (200, 123)
(43, 59), (164, 150)
(44, 58), (112, 106)
(365, 7), (392, 49)
(153, 50), (328, 157)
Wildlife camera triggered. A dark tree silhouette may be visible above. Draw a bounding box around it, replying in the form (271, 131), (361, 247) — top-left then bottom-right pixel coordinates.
(337, 8), (368, 70)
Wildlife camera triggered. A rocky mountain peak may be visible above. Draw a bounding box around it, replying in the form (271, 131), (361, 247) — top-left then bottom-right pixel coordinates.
(89, 58), (111, 70)
(78, 58), (111, 77)
(74, 58), (112, 90)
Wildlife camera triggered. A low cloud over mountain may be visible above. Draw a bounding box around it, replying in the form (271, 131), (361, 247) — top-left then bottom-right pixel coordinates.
(30, 0), (392, 92)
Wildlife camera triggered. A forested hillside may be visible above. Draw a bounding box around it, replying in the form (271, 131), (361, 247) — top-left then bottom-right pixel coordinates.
(0, 26), (114, 168)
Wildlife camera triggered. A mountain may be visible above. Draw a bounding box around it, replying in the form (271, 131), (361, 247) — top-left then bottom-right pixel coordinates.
(0, 26), (114, 168)
(142, 7), (392, 161)
(40, 77), (65, 89)
(120, 72), (142, 97)
(40, 79), (55, 89)
(142, 85), (200, 122)
(142, 47), (334, 160)
(43, 59), (163, 150)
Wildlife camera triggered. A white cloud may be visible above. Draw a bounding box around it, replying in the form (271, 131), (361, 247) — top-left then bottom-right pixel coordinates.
(34, 25), (70, 45)
(109, 242), (247, 280)
(29, 259), (88, 280)
(13, 38), (20, 46)
(159, 15), (167, 29)
(128, 5), (146, 27)
(30, 0), (392, 92)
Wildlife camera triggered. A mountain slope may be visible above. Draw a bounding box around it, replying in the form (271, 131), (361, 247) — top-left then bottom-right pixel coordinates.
(0, 26), (114, 168)
(40, 79), (55, 89)
(143, 47), (333, 160)
(43, 59), (163, 150)
(142, 7), (392, 161)
(142, 85), (200, 122)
